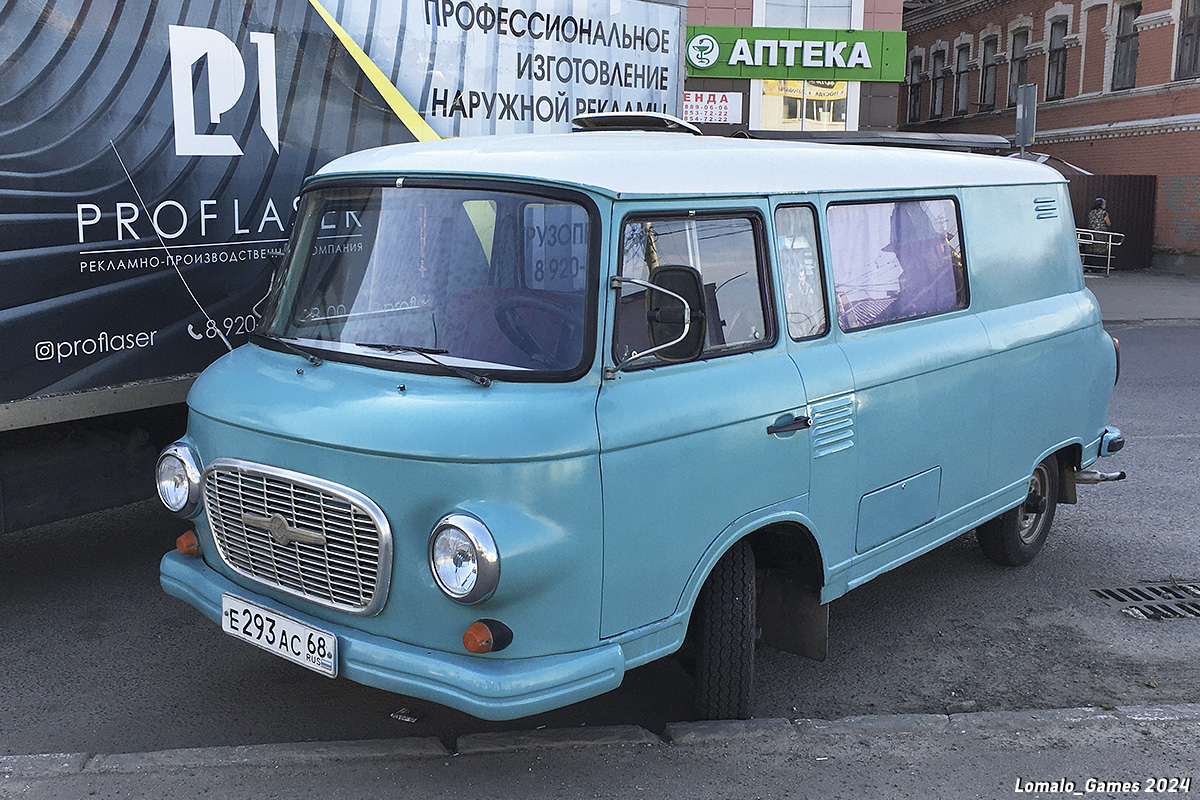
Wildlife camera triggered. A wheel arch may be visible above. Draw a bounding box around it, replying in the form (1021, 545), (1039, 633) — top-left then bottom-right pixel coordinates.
(1038, 441), (1082, 505)
(679, 515), (829, 663)
(678, 513), (827, 620)
(746, 521), (826, 592)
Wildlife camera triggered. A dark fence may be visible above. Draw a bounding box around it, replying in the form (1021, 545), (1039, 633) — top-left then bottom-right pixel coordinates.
(1068, 175), (1156, 271)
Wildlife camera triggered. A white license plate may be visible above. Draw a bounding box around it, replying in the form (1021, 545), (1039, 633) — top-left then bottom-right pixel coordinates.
(221, 594), (337, 678)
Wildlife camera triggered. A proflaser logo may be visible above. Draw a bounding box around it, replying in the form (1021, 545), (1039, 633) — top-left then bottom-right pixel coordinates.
(36, 330), (159, 364)
(169, 24), (278, 156)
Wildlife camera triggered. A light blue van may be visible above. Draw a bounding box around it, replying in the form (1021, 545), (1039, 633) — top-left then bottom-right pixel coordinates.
(157, 115), (1124, 720)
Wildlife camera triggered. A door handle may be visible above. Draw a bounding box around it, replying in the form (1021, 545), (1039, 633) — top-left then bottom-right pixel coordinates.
(767, 415), (812, 435)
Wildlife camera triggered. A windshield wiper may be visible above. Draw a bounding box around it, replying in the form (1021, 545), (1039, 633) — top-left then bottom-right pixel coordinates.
(252, 332), (323, 366)
(355, 343), (492, 388)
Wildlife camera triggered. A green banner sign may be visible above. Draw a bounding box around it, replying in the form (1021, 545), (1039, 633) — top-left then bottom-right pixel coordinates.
(685, 26), (907, 82)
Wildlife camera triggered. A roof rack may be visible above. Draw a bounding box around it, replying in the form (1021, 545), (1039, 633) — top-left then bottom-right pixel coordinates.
(571, 112), (702, 135)
(732, 129), (1011, 152)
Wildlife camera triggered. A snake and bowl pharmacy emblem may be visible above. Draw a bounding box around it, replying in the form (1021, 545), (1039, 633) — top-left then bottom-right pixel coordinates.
(687, 34), (720, 69)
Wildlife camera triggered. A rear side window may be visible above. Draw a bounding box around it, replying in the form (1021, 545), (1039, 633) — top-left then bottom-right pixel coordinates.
(826, 198), (967, 331)
(614, 213), (773, 364)
(775, 205), (828, 340)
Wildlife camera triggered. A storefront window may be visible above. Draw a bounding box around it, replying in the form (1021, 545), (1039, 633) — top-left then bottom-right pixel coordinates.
(758, 0), (854, 130)
(760, 80), (849, 131)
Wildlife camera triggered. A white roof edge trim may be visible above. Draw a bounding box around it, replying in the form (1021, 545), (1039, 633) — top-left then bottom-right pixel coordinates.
(314, 132), (1068, 196)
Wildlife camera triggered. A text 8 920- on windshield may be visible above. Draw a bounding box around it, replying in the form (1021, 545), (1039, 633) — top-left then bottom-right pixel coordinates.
(260, 184), (596, 379)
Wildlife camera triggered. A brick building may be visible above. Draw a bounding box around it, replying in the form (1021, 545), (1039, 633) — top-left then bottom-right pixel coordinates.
(900, 0), (1200, 271)
(684, 0), (907, 133)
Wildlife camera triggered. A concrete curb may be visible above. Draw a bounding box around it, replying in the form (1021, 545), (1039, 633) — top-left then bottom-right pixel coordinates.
(5, 704), (1199, 781)
(455, 724), (659, 755)
(1103, 318), (1200, 325)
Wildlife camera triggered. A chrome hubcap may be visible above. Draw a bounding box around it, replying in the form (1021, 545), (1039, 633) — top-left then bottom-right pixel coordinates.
(1018, 464), (1050, 545)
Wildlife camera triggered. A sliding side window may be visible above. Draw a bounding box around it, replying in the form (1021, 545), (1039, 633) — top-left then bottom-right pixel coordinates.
(826, 198), (967, 332)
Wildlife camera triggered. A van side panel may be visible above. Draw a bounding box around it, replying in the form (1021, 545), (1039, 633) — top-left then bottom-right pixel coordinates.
(960, 184), (1116, 490)
(959, 184), (1084, 312)
(832, 314), (995, 557)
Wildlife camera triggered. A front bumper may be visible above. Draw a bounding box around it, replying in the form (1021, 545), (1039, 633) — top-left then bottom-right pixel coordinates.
(160, 551), (626, 720)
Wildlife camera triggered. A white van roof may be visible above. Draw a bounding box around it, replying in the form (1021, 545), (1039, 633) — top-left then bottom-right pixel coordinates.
(315, 132), (1063, 198)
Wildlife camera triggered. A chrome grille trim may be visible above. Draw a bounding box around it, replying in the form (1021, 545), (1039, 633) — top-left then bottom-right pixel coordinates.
(202, 458), (392, 616)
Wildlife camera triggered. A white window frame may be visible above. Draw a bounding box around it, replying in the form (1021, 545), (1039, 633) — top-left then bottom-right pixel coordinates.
(952, 36), (973, 115)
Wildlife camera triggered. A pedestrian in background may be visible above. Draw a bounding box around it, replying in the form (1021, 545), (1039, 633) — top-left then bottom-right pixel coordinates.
(1088, 197), (1112, 234)
(1086, 197), (1112, 258)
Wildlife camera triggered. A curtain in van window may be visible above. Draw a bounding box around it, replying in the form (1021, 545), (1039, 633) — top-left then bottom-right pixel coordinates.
(827, 199), (965, 331)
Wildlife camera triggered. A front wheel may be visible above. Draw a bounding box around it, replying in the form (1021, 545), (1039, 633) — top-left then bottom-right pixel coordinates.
(693, 538), (756, 720)
(977, 456), (1060, 566)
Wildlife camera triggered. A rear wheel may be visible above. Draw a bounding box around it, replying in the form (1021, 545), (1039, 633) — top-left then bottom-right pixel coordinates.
(977, 457), (1060, 566)
(693, 538), (756, 720)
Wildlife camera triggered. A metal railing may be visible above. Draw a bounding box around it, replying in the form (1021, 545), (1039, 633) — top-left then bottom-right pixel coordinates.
(1077, 228), (1125, 276)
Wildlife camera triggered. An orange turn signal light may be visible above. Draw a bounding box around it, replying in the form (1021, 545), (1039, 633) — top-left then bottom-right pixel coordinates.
(176, 530), (200, 556)
(463, 619), (513, 654)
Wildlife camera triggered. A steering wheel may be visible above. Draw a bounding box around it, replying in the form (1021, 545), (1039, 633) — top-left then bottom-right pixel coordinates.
(494, 295), (579, 368)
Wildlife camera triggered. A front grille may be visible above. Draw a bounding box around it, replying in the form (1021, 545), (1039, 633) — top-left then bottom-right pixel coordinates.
(203, 459), (391, 615)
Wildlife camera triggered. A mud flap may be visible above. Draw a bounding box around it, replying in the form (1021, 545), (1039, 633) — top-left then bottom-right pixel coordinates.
(1060, 463), (1077, 505)
(758, 570), (828, 662)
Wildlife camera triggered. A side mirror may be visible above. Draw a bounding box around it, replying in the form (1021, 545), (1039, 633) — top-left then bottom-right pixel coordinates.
(645, 265), (705, 362)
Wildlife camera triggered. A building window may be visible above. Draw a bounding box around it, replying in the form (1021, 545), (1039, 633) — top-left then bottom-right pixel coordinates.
(1046, 20), (1069, 99)
(907, 56), (923, 122)
(1181, 0), (1200, 79)
(1008, 29), (1029, 106)
(1112, 3), (1140, 89)
(980, 37), (998, 111)
(931, 50), (946, 118)
(954, 45), (971, 114)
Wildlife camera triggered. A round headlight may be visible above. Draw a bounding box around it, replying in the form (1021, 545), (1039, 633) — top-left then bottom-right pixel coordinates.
(429, 513), (499, 605)
(156, 443), (202, 518)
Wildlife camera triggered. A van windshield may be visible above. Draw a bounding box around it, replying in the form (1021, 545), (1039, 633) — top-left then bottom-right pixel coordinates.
(260, 184), (595, 378)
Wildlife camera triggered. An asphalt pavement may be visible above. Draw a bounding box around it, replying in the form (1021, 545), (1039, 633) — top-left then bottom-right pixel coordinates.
(4, 707), (1200, 799)
(3, 269), (1198, 800)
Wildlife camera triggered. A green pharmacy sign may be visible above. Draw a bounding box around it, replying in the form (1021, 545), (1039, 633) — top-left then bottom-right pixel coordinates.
(685, 26), (907, 82)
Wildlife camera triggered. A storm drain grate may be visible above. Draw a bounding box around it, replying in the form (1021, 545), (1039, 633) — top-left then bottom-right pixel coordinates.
(1087, 581), (1200, 620)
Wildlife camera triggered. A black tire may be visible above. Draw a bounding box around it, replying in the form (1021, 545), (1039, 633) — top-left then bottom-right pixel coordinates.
(977, 457), (1060, 566)
(693, 538), (756, 720)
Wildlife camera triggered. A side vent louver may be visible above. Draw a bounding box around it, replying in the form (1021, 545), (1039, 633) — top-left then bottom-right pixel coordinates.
(811, 395), (855, 458)
(1034, 197), (1058, 220)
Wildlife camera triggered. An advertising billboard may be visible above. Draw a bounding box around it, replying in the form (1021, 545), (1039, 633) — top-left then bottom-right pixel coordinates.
(0, 0), (680, 408)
